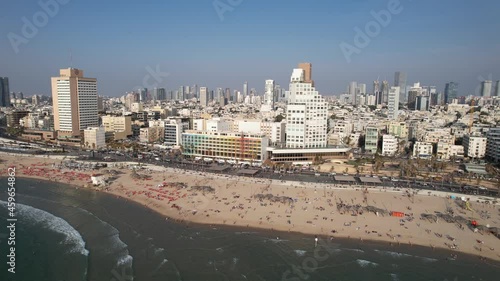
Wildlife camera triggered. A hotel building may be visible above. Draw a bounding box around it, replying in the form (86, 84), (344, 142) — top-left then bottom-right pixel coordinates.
(51, 68), (98, 138)
(182, 131), (268, 164)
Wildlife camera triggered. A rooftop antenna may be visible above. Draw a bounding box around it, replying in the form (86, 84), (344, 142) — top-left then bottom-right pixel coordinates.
(70, 48), (73, 68)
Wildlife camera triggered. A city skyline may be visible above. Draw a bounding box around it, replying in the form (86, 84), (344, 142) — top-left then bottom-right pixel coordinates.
(1, 0), (500, 96)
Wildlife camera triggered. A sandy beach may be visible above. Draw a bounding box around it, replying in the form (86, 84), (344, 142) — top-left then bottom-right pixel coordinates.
(2, 152), (499, 262)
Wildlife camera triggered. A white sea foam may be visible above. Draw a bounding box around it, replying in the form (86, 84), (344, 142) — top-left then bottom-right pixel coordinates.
(390, 273), (400, 281)
(0, 200), (89, 256)
(356, 259), (379, 268)
(294, 250), (307, 257)
(342, 248), (365, 253)
(374, 250), (413, 258)
(374, 249), (437, 262)
(116, 254), (134, 267)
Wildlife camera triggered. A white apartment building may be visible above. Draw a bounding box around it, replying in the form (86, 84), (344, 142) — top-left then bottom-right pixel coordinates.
(83, 127), (105, 150)
(285, 68), (327, 148)
(101, 115), (132, 140)
(413, 142), (433, 158)
(388, 121), (408, 140)
(130, 102), (143, 113)
(486, 127), (500, 163)
(365, 126), (379, 154)
(333, 120), (353, 136)
(206, 118), (232, 132)
(139, 126), (164, 143)
(236, 120), (286, 144)
(387, 86), (400, 120)
(382, 134), (398, 156)
(424, 132), (455, 145)
(437, 142), (464, 160)
(261, 79), (275, 111)
(463, 134), (487, 159)
(164, 119), (183, 147)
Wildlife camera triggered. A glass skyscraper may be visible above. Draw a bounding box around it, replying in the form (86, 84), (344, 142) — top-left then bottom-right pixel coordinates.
(444, 82), (458, 104)
(0, 77), (10, 107)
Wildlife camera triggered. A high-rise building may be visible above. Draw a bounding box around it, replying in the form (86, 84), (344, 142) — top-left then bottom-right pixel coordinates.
(138, 88), (148, 102)
(193, 84), (198, 99)
(495, 81), (500, 97)
(358, 83), (366, 95)
(32, 95), (40, 105)
(178, 86), (185, 100)
(285, 68), (327, 148)
(486, 127), (500, 163)
(444, 82), (458, 104)
(51, 68), (98, 137)
(480, 80), (492, 97)
(381, 80), (389, 104)
(463, 134), (487, 159)
(225, 88), (231, 101)
(0, 77), (10, 107)
(152, 88), (166, 101)
(387, 86), (400, 120)
(199, 87), (208, 106)
(349, 81), (358, 105)
(394, 72), (407, 103)
(243, 82), (248, 97)
(365, 126), (379, 154)
(263, 79), (275, 110)
(416, 95), (429, 111)
(298, 62), (313, 86)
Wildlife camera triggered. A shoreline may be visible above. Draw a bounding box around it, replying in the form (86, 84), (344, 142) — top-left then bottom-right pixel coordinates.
(2, 152), (499, 262)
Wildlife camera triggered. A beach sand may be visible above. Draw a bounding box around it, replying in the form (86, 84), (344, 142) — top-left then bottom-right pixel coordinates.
(2, 152), (499, 262)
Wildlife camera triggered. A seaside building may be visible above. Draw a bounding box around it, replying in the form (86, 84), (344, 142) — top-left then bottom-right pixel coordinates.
(486, 127), (500, 163)
(181, 131), (268, 164)
(298, 62), (313, 86)
(381, 134), (398, 156)
(463, 134), (487, 159)
(164, 119), (183, 147)
(139, 126), (164, 144)
(51, 68), (98, 138)
(364, 126), (379, 154)
(413, 142), (433, 159)
(285, 67), (327, 148)
(101, 115), (132, 140)
(83, 127), (106, 150)
(436, 142), (464, 160)
(236, 120), (286, 144)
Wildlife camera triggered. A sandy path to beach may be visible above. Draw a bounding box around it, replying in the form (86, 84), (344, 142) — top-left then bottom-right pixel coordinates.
(2, 152), (499, 261)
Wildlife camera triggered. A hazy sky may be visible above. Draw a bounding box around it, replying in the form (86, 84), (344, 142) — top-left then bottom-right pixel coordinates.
(1, 0), (499, 97)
